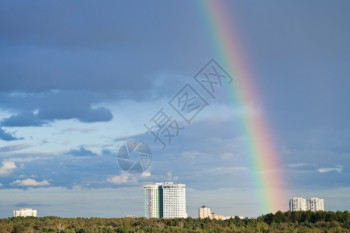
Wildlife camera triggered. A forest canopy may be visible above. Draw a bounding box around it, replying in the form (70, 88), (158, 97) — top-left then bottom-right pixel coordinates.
(0, 211), (349, 233)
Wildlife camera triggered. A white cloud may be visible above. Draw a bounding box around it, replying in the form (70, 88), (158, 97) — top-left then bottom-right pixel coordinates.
(288, 163), (307, 168)
(220, 152), (235, 160)
(317, 165), (343, 173)
(6, 157), (36, 163)
(166, 171), (178, 181)
(0, 161), (16, 175)
(200, 103), (261, 121)
(11, 178), (50, 186)
(107, 174), (137, 184)
(208, 166), (248, 175)
(0, 144), (31, 153)
(180, 151), (211, 162)
(141, 171), (151, 177)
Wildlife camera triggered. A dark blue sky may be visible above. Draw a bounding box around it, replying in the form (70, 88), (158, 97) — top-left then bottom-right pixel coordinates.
(0, 0), (349, 218)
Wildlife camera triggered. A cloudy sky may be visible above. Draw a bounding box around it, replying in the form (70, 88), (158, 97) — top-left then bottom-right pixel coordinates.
(0, 0), (350, 218)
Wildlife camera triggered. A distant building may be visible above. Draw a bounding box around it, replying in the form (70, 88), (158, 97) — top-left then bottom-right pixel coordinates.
(144, 182), (187, 218)
(13, 208), (37, 217)
(199, 205), (211, 219)
(198, 205), (233, 220)
(289, 197), (307, 211)
(308, 198), (324, 211)
(210, 213), (225, 220)
(144, 183), (163, 218)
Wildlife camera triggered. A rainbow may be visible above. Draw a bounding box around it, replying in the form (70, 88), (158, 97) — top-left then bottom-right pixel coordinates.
(196, 1), (287, 214)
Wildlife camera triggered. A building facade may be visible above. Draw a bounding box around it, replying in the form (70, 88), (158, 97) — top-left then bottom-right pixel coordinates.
(144, 183), (163, 218)
(289, 197), (325, 211)
(198, 205), (211, 219)
(13, 208), (37, 217)
(289, 197), (307, 211)
(144, 182), (187, 218)
(162, 183), (187, 218)
(210, 213), (225, 220)
(308, 198), (324, 211)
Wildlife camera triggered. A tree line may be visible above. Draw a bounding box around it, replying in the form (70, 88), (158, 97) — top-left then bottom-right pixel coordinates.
(0, 210), (349, 233)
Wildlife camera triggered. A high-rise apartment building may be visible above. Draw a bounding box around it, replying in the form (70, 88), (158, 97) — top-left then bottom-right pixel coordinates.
(308, 198), (324, 211)
(143, 182), (187, 218)
(13, 208), (37, 217)
(162, 183), (187, 218)
(289, 197), (307, 211)
(289, 197), (325, 211)
(198, 205), (211, 219)
(144, 183), (163, 218)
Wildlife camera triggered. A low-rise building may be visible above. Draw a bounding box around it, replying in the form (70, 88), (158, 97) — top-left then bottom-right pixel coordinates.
(198, 205), (232, 220)
(289, 197), (307, 211)
(13, 208), (37, 217)
(198, 205), (211, 219)
(210, 213), (225, 220)
(308, 198), (324, 211)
